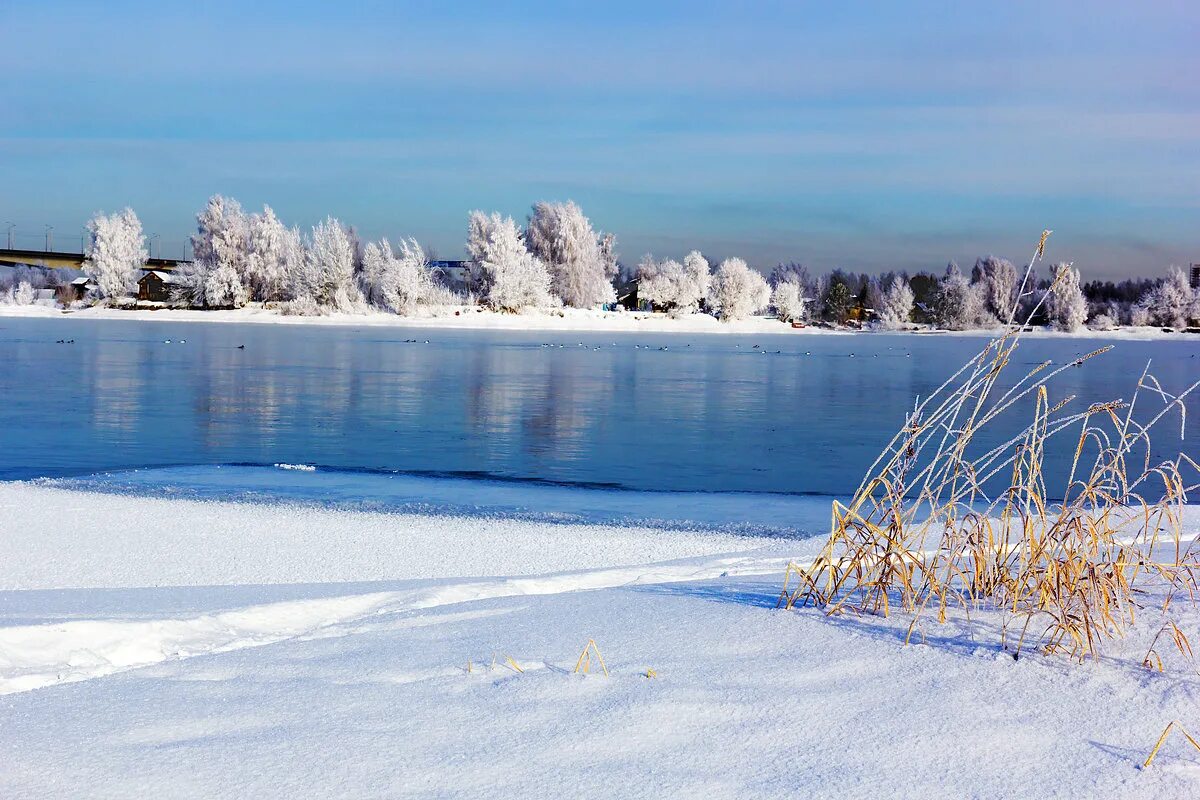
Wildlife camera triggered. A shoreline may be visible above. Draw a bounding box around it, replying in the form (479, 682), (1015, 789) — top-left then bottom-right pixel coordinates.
(0, 303), (1192, 340)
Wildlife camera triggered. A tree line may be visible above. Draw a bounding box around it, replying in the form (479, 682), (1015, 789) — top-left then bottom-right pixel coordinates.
(4, 197), (1196, 331)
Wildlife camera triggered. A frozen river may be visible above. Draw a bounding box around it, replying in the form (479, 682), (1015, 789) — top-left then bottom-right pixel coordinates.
(1, 316), (1196, 499)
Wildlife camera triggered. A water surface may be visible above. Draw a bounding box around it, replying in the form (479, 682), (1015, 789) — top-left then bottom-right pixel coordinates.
(1, 317), (1196, 497)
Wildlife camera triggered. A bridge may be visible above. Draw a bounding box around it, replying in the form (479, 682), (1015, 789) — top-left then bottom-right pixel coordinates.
(0, 248), (188, 271)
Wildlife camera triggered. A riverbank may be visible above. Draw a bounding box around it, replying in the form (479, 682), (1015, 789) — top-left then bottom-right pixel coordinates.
(1, 483), (1199, 797)
(1, 302), (1191, 340)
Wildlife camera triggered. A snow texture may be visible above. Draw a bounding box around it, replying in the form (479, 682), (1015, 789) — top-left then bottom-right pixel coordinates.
(0, 483), (1198, 798)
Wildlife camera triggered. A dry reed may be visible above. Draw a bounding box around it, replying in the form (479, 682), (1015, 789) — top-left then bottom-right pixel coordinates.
(779, 231), (1200, 664)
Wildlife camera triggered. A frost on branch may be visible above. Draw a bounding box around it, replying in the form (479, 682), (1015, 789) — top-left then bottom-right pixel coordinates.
(1135, 266), (1199, 330)
(300, 217), (361, 312)
(362, 237), (437, 315)
(178, 195), (251, 308)
(246, 206), (299, 303)
(467, 211), (554, 312)
(82, 208), (147, 301)
(708, 258), (769, 321)
(876, 275), (915, 329)
(526, 201), (615, 308)
(770, 281), (806, 323)
(1047, 262), (1087, 332)
(637, 250), (710, 314)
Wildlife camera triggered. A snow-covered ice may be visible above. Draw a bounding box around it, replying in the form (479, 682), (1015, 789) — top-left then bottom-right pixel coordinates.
(2, 482), (1200, 797)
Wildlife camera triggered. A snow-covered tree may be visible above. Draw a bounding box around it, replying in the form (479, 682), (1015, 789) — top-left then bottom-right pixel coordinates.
(202, 262), (250, 308)
(467, 211), (554, 312)
(1128, 303), (1153, 327)
(178, 195), (251, 308)
(361, 237), (437, 315)
(930, 263), (979, 330)
(708, 258), (770, 321)
(526, 200), (614, 308)
(2, 280), (36, 306)
(1136, 266), (1199, 330)
(82, 208), (147, 300)
(876, 274), (915, 329)
(770, 262), (811, 290)
(245, 206), (294, 302)
(637, 250), (710, 314)
(303, 217), (361, 311)
(1089, 308), (1118, 331)
(683, 250), (712, 307)
(599, 232), (619, 282)
(974, 256), (1020, 322)
(771, 281), (806, 322)
(1047, 262), (1087, 332)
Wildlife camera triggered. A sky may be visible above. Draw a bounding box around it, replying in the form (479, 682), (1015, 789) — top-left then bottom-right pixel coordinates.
(1, 0), (1196, 278)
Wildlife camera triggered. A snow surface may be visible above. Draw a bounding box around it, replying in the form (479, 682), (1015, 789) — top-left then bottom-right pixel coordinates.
(2, 482), (1200, 797)
(2, 302), (1191, 339)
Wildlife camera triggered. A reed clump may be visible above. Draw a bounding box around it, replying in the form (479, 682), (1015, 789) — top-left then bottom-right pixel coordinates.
(780, 232), (1200, 664)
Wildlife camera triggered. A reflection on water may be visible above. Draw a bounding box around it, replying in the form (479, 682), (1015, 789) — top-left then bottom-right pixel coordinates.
(0, 317), (1196, 495)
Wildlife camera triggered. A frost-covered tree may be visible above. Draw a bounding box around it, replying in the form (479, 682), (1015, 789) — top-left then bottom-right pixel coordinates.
(2, 280), (36, 306)
(1136, 266), (1199, 330)
(599, 232), (619, 282)
(974, 256), (1020, 322)
(179, 195), (251, 308)
(1089, 305), (1118, 331)
(202, 262), (250, 308)
(82, 208), (147, 300)
(467, 211), (554, 312)
(303, 217), (361, 311)
(877, 274), (915, 330)
(1128, 303), (1153, 327)
(771, 281), (806, 322)
(361, 237), (437, 315)
(1047, 262), (1087, 332)
(245, 206), (295, 302)
(683, 250), (712, 307)
(526, 201), (614, 308)
(930, 263), (978, 330)
(637, 250), (710, 314)
(708, 258), (770, 321)
(770, 262), (810, 289)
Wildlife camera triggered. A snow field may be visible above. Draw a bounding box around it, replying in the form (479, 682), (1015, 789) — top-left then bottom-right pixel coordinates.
(2, 483), (1200, 797)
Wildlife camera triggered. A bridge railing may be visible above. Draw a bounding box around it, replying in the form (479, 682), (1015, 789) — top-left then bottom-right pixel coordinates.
(3, 230), (192, 260)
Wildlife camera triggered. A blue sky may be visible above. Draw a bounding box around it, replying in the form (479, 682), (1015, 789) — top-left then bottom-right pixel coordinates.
(2, 0), (1196, 277)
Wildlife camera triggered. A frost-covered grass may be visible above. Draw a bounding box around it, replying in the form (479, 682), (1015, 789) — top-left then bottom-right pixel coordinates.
(1, 483), (1200, 797)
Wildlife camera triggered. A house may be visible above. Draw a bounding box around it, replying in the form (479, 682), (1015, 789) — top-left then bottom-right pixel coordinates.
(70, 276), (95, 300)
(137, 270), (181, 302)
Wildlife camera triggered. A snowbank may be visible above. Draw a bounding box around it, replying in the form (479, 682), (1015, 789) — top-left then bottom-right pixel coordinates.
(2, 302), (1189, 340)
(2, 484), (1200, 797)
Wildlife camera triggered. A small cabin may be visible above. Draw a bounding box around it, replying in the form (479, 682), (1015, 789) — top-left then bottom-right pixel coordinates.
(137, 270), (180, 302)
(70, 276), (95, 300)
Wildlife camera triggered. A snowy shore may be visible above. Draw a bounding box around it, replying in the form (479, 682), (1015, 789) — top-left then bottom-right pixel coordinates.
(1, 302), (1192, 340)
(2, 483), (1199, 798)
